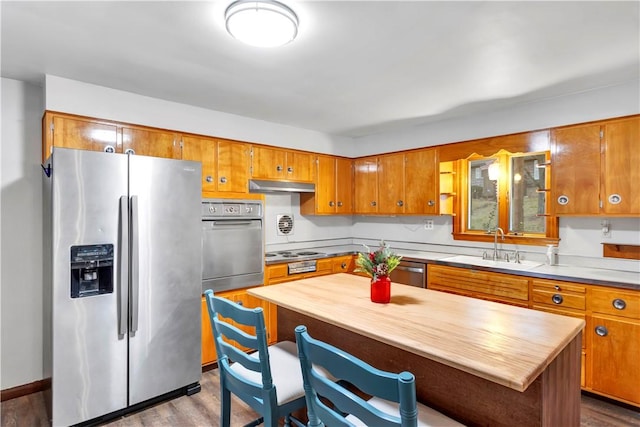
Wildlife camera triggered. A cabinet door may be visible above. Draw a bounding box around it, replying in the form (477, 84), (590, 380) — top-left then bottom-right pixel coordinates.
(335, 157), (353, 214)
(551, 124), (601, 215)
(590, 315), (640, 404)
(378, 153), (405, 214)
(354, 157), (379, 213)
(181, 135), (217, 193)
(50, 115), (119, 155)
(286, 151), (314, 182)
(315, 155), (337, 213)
(217, 139), (249, 193)
(201, 296), (217, 366)
(122, 127), (180, 159)
(405, 148), (438, 214)
(233, 291), (270, 349)
(602, 117), (640, 215)
(251, 145), (286, 179)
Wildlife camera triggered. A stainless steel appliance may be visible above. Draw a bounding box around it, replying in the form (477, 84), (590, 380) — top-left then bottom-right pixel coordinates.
(389, 260), (427, 288)
(265, 250), (326, 276)
(202, 199), (264, 292)
(43, 148), (202, 426)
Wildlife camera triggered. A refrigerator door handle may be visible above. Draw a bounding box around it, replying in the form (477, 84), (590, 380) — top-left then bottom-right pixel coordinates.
(119, 196), (129, 335)
(130, 195), (139, 333)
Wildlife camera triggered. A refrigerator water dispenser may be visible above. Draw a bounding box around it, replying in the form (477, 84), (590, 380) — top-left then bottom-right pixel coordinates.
(70, 244), (114, 298)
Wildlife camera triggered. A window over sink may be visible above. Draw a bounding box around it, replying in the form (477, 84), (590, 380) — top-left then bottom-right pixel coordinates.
(453, 149), (559, 246)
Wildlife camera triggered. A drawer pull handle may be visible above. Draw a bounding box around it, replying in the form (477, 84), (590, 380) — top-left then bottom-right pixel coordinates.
(341, 263), (347, 269)
(206, 176), (213, 183)
(552, 294), (563, 305)
(595, 325), (608, 337)
(612, 298), (626, 310)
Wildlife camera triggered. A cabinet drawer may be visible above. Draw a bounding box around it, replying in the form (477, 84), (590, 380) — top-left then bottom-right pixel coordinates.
(532, 289), (585, 310)
(590, 287), (640, 319)
(265, 264), (288, 283)
(428, 265), (529, 301)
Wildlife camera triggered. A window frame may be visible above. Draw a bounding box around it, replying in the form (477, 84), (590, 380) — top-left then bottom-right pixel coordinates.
(452, 149), (559, 246)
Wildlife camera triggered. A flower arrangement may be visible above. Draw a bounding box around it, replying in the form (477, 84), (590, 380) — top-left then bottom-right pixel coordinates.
(355, 241), (402, 280)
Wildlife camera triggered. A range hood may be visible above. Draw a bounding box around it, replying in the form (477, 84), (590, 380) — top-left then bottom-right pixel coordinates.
(249, 179), (315, 193)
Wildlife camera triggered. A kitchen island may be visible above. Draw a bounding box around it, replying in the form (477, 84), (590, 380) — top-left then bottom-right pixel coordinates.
(249, 273), (585, 427)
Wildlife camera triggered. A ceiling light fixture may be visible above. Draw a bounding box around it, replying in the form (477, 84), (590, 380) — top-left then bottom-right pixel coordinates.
(224, 0), (298, 48)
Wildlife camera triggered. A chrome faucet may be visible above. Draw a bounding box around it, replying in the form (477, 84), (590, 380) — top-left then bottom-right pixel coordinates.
(493, 227), (505, 260)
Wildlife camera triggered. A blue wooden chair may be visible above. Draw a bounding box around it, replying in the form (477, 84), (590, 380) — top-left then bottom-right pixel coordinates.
(204, 289), (306, 427)
(295, 325), (465, 427)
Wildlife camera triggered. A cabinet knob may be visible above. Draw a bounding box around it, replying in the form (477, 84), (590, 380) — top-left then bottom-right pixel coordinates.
(287, 166), (293, 173)
(551, 294), (563, 305)
(397, 200), (404, 207)
(276, 165), (283, 172)
(341, 262), (347, 269)
(371, 201), (377, 207)
(104, 145), (115, 153)
(427, 200), (435, 207)
(205, 176), (213, 183)
(557, 195), (569, 205)
(337, 201), (343, 207)
(612, 298), (626, 310)
(595, 325), (608, 337)
(219, 176), (227, 184)
(329, 201), (335, 207)
(124, 148), (135, 155)
(554, 285), (561, 291)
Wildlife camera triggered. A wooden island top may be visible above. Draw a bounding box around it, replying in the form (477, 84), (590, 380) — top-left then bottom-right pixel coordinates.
(248, 273), (584, 392)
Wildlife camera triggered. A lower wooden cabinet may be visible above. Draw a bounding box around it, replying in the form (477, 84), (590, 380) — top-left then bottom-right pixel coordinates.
(428, 263), (640, 407)
(200, 287), (273, 367)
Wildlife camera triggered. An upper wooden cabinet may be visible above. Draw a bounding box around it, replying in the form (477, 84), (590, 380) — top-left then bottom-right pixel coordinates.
(250, 145), (314, 182)
(354, 156), (379, 213)
(300, 155), (353, 215)
(182, 135), (249, 193)
(551, 116), (639, 216)
(43, 112), (118, 161)
(122, 126), (180, 159)
(354, 148), (439, 215)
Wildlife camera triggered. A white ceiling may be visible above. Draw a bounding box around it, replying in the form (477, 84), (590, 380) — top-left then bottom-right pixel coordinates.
(2, 1), (638, 138)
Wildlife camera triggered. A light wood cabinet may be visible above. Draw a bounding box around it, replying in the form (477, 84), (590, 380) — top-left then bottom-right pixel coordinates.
(182, 135), (250, 194)
(300, 155), (353, 215)
(551, 116), (639, 216)
(354, 157), (379, 213)
(43, 113), (119, 160)
(427, 264), (529, 307)
(602, 116), (640, 215)
(355, 149), (438, 215)
(550, 123), (601, 215)
(331, 255), (355, 273)
(588, 286), (640, 406)
(405, 148), (439, 215)
(122, 126), (180, 159)
(250, 145), (313, 182)
(201, 295), (216, 366)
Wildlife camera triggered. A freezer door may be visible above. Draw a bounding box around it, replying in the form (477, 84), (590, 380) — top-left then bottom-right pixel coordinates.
(128, 155), (202, 405)
(50, 149), (128, 426)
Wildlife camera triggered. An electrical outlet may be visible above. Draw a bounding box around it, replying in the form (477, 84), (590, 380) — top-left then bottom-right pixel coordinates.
(424, 220), (434, 230)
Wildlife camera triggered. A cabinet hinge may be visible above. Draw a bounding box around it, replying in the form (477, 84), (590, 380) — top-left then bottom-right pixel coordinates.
(599, 199), (603, 209)
(600, 130), (604, 139)
(50, 122), (54, 132)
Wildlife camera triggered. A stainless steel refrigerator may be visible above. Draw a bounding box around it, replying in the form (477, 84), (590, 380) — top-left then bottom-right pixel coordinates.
(43, 148), (202, 426)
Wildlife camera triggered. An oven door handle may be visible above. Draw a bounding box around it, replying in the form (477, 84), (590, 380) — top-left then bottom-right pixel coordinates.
(208, 220), (255, 227)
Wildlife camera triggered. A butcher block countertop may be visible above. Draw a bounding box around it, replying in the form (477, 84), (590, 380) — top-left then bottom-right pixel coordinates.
(249, 273), (585, 393)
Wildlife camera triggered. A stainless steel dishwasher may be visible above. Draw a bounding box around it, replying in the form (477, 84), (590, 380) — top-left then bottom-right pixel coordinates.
(389, 260), (427, 288)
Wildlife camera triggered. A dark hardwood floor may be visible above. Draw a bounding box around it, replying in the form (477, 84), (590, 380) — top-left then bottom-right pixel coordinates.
(2, 369), (639, 426)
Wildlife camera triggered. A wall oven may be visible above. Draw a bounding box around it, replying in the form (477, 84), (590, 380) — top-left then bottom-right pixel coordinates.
(202, 199), (264, 293)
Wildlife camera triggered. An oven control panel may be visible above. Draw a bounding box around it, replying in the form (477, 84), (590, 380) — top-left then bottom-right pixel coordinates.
(288, 260), (317, 275)
(201, 199), (263, 219)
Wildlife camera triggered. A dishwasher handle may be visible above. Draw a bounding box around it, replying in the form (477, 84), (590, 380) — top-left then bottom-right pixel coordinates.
(394, 265), (425, 274)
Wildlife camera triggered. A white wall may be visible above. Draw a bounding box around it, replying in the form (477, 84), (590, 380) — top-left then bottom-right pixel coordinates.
(44, 75), (352, 156)
(348, 79), (640, 157)
(1, 78), (45, 389)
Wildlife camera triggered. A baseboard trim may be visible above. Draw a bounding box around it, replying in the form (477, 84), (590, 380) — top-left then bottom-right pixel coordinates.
(1, 379), (49, 402)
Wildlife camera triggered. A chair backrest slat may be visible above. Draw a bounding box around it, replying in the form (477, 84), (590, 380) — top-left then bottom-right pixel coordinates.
(295, 325), (418, 427)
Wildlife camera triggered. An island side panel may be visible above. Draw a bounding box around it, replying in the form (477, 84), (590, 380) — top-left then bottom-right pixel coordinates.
(279, 306), (580, 427)
(541, 334), (582, 425)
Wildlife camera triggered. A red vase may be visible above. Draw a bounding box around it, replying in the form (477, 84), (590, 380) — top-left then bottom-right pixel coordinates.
(370, 276), (391, 303)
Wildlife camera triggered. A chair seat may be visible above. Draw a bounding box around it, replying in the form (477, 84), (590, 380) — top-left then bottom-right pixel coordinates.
(230, 340), (305, 405)
(345, 396), (465, 427)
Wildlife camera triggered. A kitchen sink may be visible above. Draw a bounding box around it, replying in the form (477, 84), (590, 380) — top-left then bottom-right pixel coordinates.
(441, 255), (543, 271)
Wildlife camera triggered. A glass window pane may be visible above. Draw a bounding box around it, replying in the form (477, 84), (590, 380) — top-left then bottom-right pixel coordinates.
(468, 158), (498, 232)
(510, 154), (546, 234)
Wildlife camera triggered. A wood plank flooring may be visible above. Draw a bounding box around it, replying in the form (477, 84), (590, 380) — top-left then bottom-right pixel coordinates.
(1, 369), (639, 426)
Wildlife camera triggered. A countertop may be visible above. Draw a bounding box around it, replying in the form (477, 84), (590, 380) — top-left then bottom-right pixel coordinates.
(249, 274), (585, 392)
(265, 244), (640, 290)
